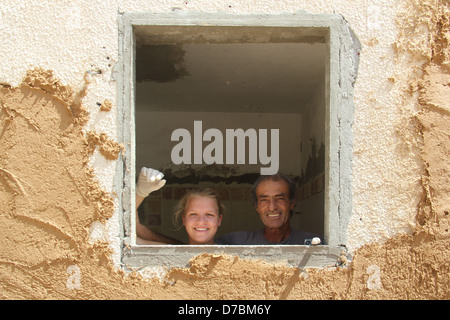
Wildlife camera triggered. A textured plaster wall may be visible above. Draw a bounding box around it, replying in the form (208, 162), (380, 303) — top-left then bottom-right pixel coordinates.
(0, 0), (448, 299)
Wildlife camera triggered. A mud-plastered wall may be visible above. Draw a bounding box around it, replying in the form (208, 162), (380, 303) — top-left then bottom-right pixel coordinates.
(0, 0), (448, 299)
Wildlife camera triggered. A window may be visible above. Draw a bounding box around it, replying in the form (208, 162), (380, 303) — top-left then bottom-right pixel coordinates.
(117, 12), (360, 268)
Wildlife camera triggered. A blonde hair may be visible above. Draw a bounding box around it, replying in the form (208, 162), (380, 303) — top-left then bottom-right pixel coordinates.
(172, 187), (225, 229)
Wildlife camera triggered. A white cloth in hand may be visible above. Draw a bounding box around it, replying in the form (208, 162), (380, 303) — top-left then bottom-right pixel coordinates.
(136, 167), (166, 197)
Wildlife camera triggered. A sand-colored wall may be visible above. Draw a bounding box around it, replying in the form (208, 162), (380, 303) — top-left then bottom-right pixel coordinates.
(0, 0), (448, 299)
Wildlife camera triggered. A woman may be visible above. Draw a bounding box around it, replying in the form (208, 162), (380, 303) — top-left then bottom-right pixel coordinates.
(172, 188), (224, 245)
(135, 167), (224, 245)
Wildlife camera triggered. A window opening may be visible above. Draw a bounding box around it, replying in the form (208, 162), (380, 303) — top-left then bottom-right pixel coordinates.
(135, 40), (326, 244)
(118, 12), (360, 268)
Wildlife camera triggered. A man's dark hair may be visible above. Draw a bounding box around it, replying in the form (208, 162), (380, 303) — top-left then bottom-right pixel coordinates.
(250, 173), (297, 206)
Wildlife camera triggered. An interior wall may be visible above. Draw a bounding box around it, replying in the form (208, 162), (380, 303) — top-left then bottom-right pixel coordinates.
(135, 111), (303, 176)
(296, 79), (326, 238)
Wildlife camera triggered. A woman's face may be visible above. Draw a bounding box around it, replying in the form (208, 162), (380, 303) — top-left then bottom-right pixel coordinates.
(182, 196), (222, 245)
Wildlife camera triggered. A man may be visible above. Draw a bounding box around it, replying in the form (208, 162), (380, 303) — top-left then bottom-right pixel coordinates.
(215, 173), (320, 245)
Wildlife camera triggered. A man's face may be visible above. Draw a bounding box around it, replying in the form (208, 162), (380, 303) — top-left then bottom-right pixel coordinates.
(254, 179), (295, 230)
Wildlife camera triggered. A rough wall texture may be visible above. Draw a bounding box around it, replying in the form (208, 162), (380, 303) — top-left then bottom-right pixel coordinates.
(0, 0), (449, 299)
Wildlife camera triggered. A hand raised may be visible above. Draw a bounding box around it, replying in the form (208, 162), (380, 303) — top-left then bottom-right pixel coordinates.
(136, 167), (166, 197)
